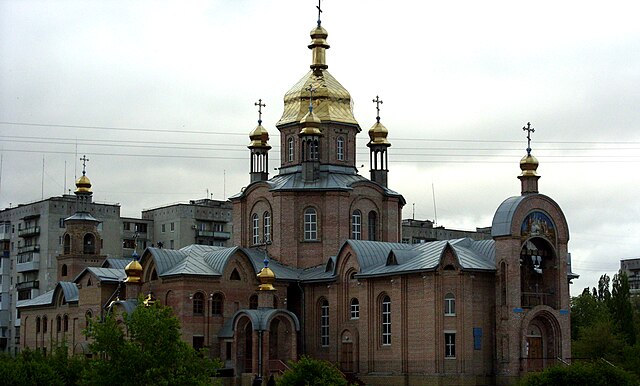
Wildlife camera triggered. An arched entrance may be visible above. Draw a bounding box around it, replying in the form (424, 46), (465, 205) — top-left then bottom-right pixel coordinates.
(524, 311), (561, 372)
(235, 317), (254, 374)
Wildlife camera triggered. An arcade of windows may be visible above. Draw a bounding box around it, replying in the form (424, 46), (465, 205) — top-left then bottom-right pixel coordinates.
(251, 211), (272, 245)
(351, 210), (379, 240)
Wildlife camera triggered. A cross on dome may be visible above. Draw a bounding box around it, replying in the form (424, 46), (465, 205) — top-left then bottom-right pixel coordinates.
(372, 95), (383, 123)
(80, 155), (90, 176)
(306, 85), (317, 113)
(316, 0), (323, 26)
(522, 122), (535, 155)
(255, 99), (266, 125)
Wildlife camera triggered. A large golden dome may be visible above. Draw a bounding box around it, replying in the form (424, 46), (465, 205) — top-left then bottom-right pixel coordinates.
(75, 174), (92, 194)
(276, 24), (358, 127)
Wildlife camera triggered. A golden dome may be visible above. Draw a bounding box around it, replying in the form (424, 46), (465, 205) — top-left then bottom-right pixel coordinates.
(368, 121), (391, 146)
(276, 23), (359, 128)
(520, 153), (539, 177)
(75, 174), (92, 194)
(257, 260), (276, 291)
(248, 123), (271, 149)
(124, 259), (143, 283)
(299, 109), (323, 136)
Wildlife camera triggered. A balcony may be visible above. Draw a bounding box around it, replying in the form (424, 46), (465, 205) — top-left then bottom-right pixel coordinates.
(0, 231), (9, 241)
(196, 230), (231, 239)
(16, 253), (40, 273)
(18, 226), (40, 238)
(16, 280), (39, 291)
(18, 244), (40, 254)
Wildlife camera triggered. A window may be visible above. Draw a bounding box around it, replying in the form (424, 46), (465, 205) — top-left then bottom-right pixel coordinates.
(337, 137), (345, 161)
(249, 294), (258, 310)
(252, 213), (260, 245)
(170, 222), (175, 232)
(304, 208), (318, 241)
(350, 298), (360, 319)
(61, 264), (68, 277)
(230, 269), (241, 281)
(56, 315), (62, 333)
(161, 224), (166, 233)
(85, 311), (92, 329)
(445, 332), (456, 358)
(444, 293), (456, 316)
(83, 233), (96, 254)
(212, 293), (224, 316)
(63, 315), (69, 332)
(320, 299), (329, 347)
(43, 316), (48, 333)
(310, 140), (319, 160)
(288, 137), (294, 162)
(36, 317), (41, 334)
(59, 218), (65, 228)
(381, 295), (391, 345)
(192, 292), (204, 315)
(351, 210), (361, 240)
(169, 240), (174, 249)
(263, 212), (271, 243)
(368, 211), (378, 241)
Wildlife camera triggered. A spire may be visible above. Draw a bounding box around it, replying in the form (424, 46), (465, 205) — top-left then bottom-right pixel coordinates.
(309, 1), (329, 73)
(248, 99), (271, 183)
(518, 122), (540, 195)
(368, 95), (391, 187)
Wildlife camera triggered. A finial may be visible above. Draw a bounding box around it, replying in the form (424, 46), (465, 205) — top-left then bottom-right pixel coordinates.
(372, 95), (383, 123)
(263, 258), (269, 268)
(316, 0), (323, 26)
(255, 99), (266, 125)
(522, 122), (535, 155)
(80, 155), (89, 176)
(306, 85), (317, 113)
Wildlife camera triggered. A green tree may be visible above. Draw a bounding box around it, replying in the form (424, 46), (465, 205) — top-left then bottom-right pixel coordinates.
(518, 361), (638, 386)
(83, 300), (221, 386)
(610, 272), (636, 345)
(0, 347), (76, 386)
(277, 356), (350, 386)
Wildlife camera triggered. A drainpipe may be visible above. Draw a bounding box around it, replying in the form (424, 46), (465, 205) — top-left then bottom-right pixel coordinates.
(258, 329), (264, 381)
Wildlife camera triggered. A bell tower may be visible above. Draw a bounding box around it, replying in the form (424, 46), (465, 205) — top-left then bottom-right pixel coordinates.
(367, 95), (391, 187)
(248, 99), (272, 183)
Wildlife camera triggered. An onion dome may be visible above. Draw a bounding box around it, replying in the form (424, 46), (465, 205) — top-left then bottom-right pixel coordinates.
(520, 153), (539, 177)
(299, 109), (323, 136)
(249, 123), (271, 149)
(257, 258), (276, 291)
(75, 174), (92, 194)
(277, 23), (358, 127)
(368, 121), (391, 146)
(124, 257), (143, 284)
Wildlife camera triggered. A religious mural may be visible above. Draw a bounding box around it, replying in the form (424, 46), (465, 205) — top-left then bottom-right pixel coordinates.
(521, 211), (556, 243)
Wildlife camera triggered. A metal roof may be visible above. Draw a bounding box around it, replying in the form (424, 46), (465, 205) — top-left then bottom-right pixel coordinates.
(491, 196), (526, 237)
(59, 281), (79, 303)
(102, 258), (130, 270)
(18, 281), (79, 308)
(85, 267), (126, 282)
(18, 289), (55, 308)
(64, 212), (100, 223)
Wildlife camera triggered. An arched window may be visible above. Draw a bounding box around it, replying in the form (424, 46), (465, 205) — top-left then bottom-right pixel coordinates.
(85, 311), (92, 329)
(350, 298), (360, 320)
(192, 292), (204, 315)
(288, 137), (294, 162)
(320, 299), (329, 347)
(351, 210), (362, 240)
(444, 293), (456, 316)
(368, 211), (378, 241)
(252, 213), (260, 245)
(337, 137), (345, 161)
(36, 317), (41, 334)
(63, 234), (70, 254)
(249, 294), (258, 310)
(83, 233), (96, 254)
(304, 208), (318, 241)
(211, 293), (224, 316)
(63, 315), (69, 332)
(381, 295), (391, 345)
(263, 212), (271, 243)
(56, 315), (62, 333)
(61, 264), (68, 277)
(42, 316), (48, 333)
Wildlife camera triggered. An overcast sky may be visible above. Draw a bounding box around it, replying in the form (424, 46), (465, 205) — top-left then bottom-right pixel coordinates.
(1, 0), (639, 295)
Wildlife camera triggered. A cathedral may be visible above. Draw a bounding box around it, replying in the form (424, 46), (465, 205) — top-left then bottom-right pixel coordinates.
(18, 8), (576, 386)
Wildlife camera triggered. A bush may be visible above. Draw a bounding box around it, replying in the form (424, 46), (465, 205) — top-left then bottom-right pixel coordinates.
(277, 356), (350, 386)
(518, 361), (639, 386)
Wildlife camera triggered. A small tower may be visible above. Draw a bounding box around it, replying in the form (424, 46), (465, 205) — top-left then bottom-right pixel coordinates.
(256, 258), (276, 309)
(57, 157), (105, 281)
(299, 86), (323, 182)
(518, 122), (540, 194)
(124, 251), (143, 300)
(249, 99), (272, 183)
(367, 96), (391, 187)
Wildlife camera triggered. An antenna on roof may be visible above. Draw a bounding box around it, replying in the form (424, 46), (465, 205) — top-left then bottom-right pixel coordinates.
(432, 183), (438, 226)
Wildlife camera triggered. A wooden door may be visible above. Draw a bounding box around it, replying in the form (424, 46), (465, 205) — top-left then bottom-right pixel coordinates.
(527, 337), (543, 371)
(340, 342), (353, 373)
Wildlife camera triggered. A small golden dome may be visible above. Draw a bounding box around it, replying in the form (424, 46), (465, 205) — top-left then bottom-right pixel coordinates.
(248, 123), (271, 149)
(520, 153), (539, 177)
(368, 121), (391, 146)
(257, 261), (276, 291)
(124, 259), (143, 283)
(75, 174), (92, 194)
(299, 109), (323, 136)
